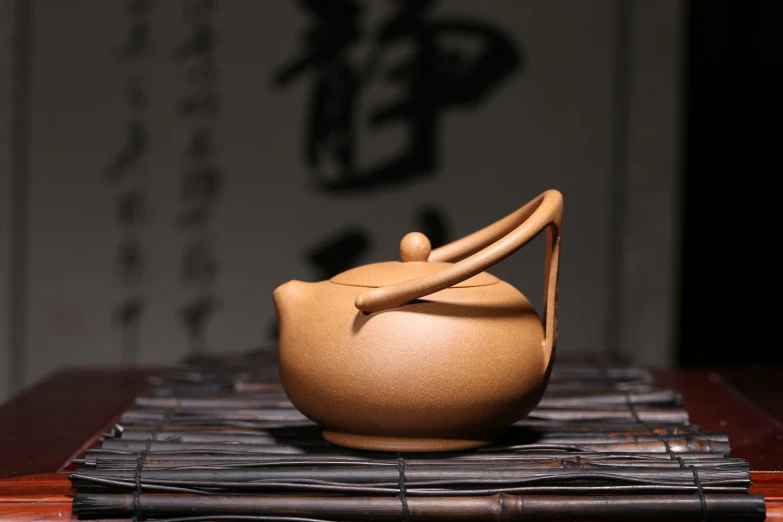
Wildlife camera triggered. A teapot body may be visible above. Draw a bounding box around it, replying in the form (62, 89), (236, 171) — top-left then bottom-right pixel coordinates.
(274, 279), (551, 452)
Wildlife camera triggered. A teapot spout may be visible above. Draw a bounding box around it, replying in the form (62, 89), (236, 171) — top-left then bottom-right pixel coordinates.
(273, 280), (310, 331)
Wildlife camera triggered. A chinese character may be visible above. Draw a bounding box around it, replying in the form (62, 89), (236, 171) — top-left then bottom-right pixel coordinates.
(116, 188), (148, 227)
(112, 0), (157, 62)
(181, 0), (216, 22)
(177, 205), (214, 228)
(125, 76), (148, 111)
(113, 295), (145, 328)
(180, 234), (218, 284)
(272, 0), (363, 188)
(105, 120), (147, 182)
(178, 91), (219, 118)
(185, 60), (220, 85)
(184, 128), (213, 159)
(177, 165), (222, 227)
(179, 294), (218, 352)
(181, 165), (222, 203)
(307, 227), (371, 280)
(272, 0), (521, 193)
(172, 23), (217, 63)
(113, 295), (146, 363)
(415, 205), (449, 249)
(116, 237), (146, 284)
(174, 0), (221, 354)
(128, 0), (158, 17)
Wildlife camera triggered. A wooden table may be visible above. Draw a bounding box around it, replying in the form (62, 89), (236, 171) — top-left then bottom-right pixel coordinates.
(0, 366), (781, 521)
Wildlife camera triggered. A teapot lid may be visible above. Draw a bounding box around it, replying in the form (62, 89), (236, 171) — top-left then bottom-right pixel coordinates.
(330, 232), (500, 288)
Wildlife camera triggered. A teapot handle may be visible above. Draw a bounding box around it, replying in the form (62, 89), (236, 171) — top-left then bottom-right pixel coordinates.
(355, 190), (562, 355)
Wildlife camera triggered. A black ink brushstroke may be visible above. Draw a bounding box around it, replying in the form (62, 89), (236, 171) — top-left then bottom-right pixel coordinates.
(178, 92), (220, 118)
(125, 76), (148, 111)
(415, 205), (449, 249)
(116, 187), (148, 227)
(184, 128), (214, 158)
(179, 295), (218, 354)
(116, 237), (146, 284)
(127, 0), (158, 17)
(107, 0), (157, 365)
(306, 228), (371, 280)
(171, 24), (217, 63)
(113, 295), (145, 364)
(271, 0), (522, 193)
(177, 205), (214, 228)
(180, 165), (222, 203)
(271, 0), (363, 86)
(185, 60), (220, 85)
(105, 120), (147, 183)
(112, 21), (152, 62)
(174, 0), (222, 355)
(180, 234), (219, 285)
(181, 0), (216, 22)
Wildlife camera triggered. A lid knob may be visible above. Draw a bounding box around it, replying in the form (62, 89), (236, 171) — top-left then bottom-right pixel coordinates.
(400, 232), (431, 262)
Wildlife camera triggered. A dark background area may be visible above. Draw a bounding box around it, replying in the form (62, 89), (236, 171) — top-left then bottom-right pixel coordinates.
(679, 0), (782, 366)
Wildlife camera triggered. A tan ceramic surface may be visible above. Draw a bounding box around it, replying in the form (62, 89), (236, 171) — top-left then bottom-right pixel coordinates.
(274, 190), (563, 452)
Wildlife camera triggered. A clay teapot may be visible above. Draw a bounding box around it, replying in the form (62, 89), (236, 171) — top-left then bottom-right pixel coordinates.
(273, 190), (563, 452)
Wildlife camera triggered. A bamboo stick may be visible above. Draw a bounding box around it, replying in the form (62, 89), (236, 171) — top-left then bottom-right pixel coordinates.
(81, 458), (745, 473)
(96, 437), (728, 456)
(78, 451), (736, 467)
(72, 462), (750, 483)
(72, 493), (767, 521)
(115, 428), (726, 445)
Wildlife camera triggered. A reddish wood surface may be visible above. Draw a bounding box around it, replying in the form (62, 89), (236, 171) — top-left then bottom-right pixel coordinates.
(658, 368), (783, 520)
(657, 368), (783, 472)
(0, 365), (780, 521)
(709, 367), (783, 428)
(0, 367), (155, 479)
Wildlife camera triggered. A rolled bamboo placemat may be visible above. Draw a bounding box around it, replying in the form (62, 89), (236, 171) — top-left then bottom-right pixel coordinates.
(69, 353), (766, 521)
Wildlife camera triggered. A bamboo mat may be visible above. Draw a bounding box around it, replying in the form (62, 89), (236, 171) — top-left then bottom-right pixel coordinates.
(70, 351), (766, 521)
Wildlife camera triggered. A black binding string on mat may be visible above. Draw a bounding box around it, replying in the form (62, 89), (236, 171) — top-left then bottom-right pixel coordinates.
(396, 453), (412, 522)
(690, 464), (709, 522)
(623, 386), (708, 521)
(623, 390), (687, 466)
(132, 438), (150, 522)
(132, 407), (175, 522)
(603, 365), (686, 463)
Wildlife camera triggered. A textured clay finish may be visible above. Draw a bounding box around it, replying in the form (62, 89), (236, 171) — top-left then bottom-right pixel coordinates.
(274, 190), (563, 452)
